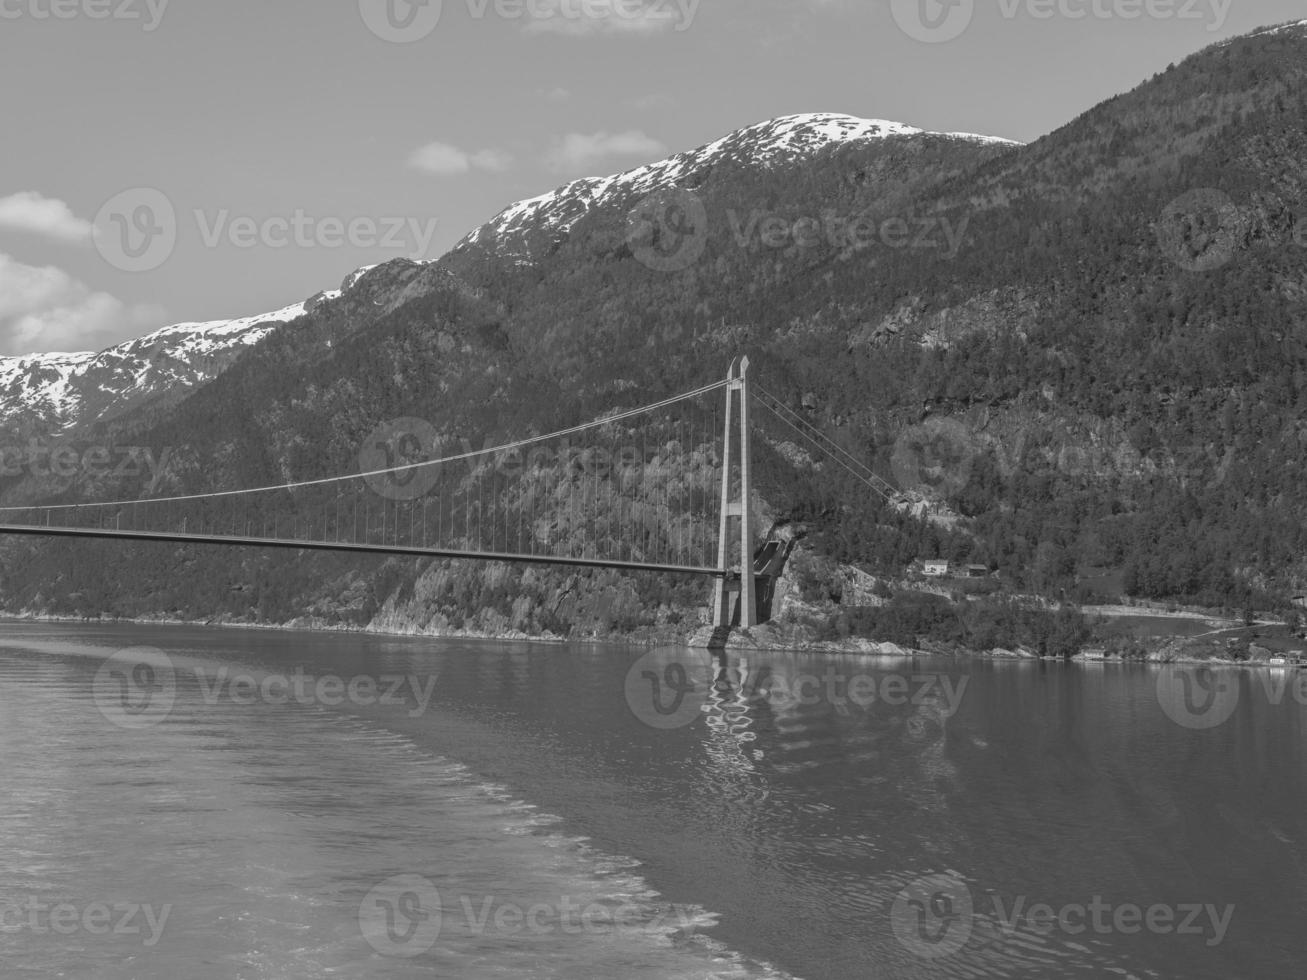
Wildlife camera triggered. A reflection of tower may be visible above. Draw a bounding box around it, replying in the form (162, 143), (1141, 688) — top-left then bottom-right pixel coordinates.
(693, 653), (771, 833)
(712, 357), (757, 629)
(703, 654), (760, 763)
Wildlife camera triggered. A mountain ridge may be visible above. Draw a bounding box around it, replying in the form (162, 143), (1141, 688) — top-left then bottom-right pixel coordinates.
(456, 111), (1021, 260)
(0, 303), (313, 432)
(0, 112), (1019, 434)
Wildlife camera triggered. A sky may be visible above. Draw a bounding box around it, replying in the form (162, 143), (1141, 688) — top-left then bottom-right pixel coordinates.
(0, 0), (1302, 356)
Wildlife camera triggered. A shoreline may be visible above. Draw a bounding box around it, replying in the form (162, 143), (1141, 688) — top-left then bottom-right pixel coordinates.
(0, 610), (657, 650)
(3, 610), (1297, 668)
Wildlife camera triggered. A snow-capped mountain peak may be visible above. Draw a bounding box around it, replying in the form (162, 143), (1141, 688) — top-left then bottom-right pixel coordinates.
(460, 112), (1021, 256)
(697, 112), (1018, 160)
(1, 113), (1021, 436)
(1242, 18), (1307, 40)
(0, 302), (309, 432)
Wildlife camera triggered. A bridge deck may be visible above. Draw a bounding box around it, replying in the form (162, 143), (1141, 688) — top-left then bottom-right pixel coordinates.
(0, 525), (724, 577)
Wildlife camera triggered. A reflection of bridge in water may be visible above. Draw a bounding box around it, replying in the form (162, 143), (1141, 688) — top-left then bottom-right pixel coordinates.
(0, 357), (895, 631)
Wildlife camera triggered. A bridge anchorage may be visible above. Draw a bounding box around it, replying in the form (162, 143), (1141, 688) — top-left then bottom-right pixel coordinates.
(0, 356), (831, 641)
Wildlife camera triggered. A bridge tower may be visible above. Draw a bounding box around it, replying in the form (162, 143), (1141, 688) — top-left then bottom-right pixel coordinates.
(712, 356), (758, 630)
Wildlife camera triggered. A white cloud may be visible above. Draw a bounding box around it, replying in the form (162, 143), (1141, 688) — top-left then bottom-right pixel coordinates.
(630, 92), (675, 111)
(546, 129), (668, 172)
(0, 253), (166, 355)
(468, 148), (514, 172)
(408, 142), (514, 177)
(0, 191), (94, 244)
(519, 0), (695, 35)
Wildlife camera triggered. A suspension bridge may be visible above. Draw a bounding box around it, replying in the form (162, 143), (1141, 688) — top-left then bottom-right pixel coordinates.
(0, 358), (898, 630)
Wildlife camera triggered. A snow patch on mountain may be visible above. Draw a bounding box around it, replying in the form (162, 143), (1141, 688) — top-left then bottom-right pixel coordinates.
(0, 302), (308, 431)
(1245, 19), (1307, 39)
(1218, 19), (1307, 45)
(461, 112), (1021, 253)
(0, 352), (95, 426)
(343, 264), (380, 290)
(122, 302), (305, 364)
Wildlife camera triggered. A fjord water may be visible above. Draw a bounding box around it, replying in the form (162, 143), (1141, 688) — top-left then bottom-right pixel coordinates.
(1, 623), (1304, 979)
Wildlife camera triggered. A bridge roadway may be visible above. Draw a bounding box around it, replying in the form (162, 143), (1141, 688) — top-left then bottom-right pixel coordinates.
(0, 524), (724, 577)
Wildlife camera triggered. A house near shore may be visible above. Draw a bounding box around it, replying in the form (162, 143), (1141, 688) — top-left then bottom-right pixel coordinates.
(920, 561), (991, 579)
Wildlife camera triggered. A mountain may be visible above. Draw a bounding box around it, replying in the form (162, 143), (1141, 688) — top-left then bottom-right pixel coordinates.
(455, 112), (1018, 262)
(0, 262), (386, 438)
(0, 303), (307, 435)
(4, 22), (1307, 642)
(0, 112), (1016, 438)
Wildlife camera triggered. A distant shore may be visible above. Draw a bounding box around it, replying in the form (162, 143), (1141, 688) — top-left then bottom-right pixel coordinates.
(1, 607), (1297, 666)
(0, 610), (628, 648)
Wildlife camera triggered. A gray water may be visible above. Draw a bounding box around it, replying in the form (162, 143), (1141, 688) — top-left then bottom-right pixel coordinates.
(1, 622), (1304, 978)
